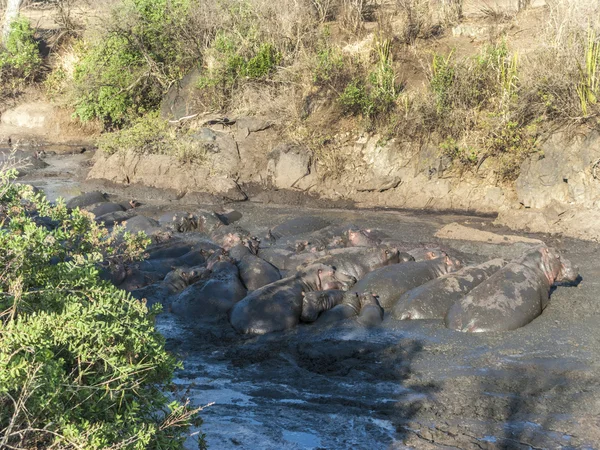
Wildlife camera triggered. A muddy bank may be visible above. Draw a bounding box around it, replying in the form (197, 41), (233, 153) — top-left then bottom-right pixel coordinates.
(80, 115), (600, 242)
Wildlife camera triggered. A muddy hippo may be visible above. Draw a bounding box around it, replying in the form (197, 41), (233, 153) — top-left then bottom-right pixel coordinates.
(158, 211), (199, 232)
(229, 264), (357, 335)
(301, 289), (348, 323)
(445, 246), (578, 333)
(315, 292), (362, 324)
(357, 293), (384, 327)
(89, 202), (125, 217)
(66, 191), (108, 209)
(210, 225), (252, 250)
(171, 258), (247, 319)
(393, 258), (507, 320)
(346, 228), (390, 247)
(352, 255), (462, 309)
(117, 268), (163, 291)
(124, 215), (162, 235)
(300, 247), (406, 280)
(163, 265), (211, 294)
(229, 242), (281, 291)
(270, 223), (358, 249)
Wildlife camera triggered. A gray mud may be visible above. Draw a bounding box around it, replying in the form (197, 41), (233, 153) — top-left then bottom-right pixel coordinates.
(11, 148), (600, 449)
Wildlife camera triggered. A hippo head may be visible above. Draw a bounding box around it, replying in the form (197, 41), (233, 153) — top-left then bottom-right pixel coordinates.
(378, 247), (401, 265)
(399, 252), (415, 262)
(439, 254), (462, 274)
(347, 229), (378, 247)
(243, 237), (260, 255)
(304, 263), (357, 291)
(532, 246), (579, 285)
(184, 266), (211, 284)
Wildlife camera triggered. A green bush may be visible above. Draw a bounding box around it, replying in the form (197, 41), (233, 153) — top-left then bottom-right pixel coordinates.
(72, 0), (197, 128)
(338, 39), (399, 120)
(0, 17), (42, 81)
(97, 112), (207, 163)
(197, 29), (281, 110)
(0, 168), (204, 449)
(430, 52), (455, 113)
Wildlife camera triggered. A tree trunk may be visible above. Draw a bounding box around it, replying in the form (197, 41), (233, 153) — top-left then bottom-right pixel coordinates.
(2, 0), (24, 45)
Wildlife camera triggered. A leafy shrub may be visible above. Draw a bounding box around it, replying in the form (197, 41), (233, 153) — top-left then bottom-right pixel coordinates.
(197, 29), (281, 110)
(0, 17), (42, 82)
(97, 112), (207, 163)
(0, 168), (204, 449)
(338, 38), (399, 120)
(430, 52), (455, 113)
(72, 0), (198, 128)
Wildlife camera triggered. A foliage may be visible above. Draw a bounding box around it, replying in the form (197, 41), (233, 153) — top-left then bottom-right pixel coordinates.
(576, 27), (600, 116)
(96, 112), (207, 163)
(0, 17), (42, 82)
(0, 168), (204, 449)
(338, 38), (399, 120)
(197, 28), (281, 110)
(312, 43), (345, 86)
(430, 51), (455, 113)
(72, 0), (197, 128)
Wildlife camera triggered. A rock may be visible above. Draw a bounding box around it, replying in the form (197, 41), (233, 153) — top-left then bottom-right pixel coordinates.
(160, 67), (202, 121)
(1, 102), (56, 129)
(87, 151), (245, 200)
(190, 128), (240, 176)
(267, 143), (312, 189)
(66, 191), (108, 209)
(516, 131), (600, 209)
(235, 117), (272, 134)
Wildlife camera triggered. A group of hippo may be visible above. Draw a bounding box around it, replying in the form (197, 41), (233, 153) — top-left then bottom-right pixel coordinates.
(70, 191), (579, 336)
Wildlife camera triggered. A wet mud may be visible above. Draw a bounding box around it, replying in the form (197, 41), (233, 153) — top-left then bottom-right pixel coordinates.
(9, 148), (600, 449)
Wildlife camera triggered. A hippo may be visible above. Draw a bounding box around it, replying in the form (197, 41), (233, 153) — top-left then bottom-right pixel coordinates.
(315, 292), (362, 325)
(171, 258), (247, 319)
(158, 211), (199, 232)
(357, 293), (384, 327)
(210, 224), (252, 250)
(352, 255), (462, 309)
(303, 290), (383, 326)
(445, 246), (578, 333)
(406, 247), (446, 262)
(163, 265), (211, 294)
(89, 202), (125, 217)
(124, 215), (161, 235)
(137, 250), (206, 278)
(229, 242), (281, 291)
(117, 268), (163, 291)
(257, 247), (295, 270)
(301, 289), (348, 323)
(66, 191), (108, 209)
(300, 246), (407, 280)
(229, 264), (357, 335)
(346, 228), (389, 247)
(393, 258), (507, 320)
(146, 241), (196, 260)
(271, 223), (358, 249)
(94, 210), (135, 226)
